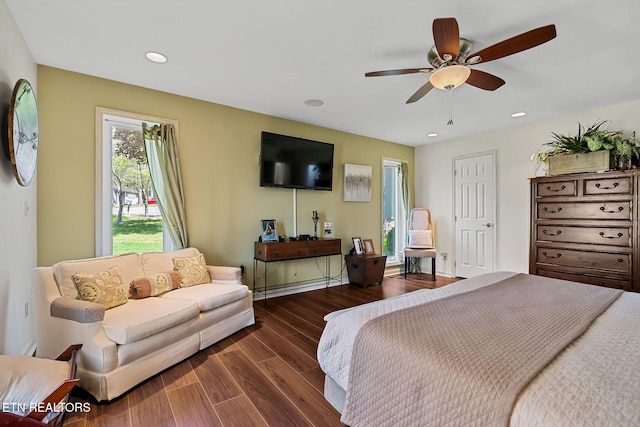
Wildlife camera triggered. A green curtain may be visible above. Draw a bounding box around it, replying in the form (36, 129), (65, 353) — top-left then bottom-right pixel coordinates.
(142, 123), (188, 249)
(399, 161), (410, 224)
(399, 162), (420, 272)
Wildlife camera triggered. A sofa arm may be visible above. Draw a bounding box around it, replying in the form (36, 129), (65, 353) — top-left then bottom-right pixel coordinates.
(51, 297), (105, 323)
(206, 265), (241, 282)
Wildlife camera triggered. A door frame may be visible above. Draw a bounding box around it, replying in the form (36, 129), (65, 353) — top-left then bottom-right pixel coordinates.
(451, 150), (497, 277)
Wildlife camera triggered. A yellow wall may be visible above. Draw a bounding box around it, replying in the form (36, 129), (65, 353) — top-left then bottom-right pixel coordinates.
(37, 66), (414, 287)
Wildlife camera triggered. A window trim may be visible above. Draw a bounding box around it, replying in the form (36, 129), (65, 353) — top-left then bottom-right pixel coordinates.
(381, 157), (408, 265)
(95, 107), (179, 256)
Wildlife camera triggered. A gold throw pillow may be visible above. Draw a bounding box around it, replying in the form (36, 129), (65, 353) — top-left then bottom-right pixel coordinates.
(173, 254), (211, 287)
(72, 266), (128, 309)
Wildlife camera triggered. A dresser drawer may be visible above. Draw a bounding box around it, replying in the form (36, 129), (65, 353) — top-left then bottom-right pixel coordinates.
(309, 239), (341, 256)
(537, 201), (632, 220)
(536, 225), (632, 247)
(255, 241), (309, 261)
(584, 176), (632, 195)
(536, 269), (630, 291)
(536, 180), (577, 197)
(536, 248), (631, 274)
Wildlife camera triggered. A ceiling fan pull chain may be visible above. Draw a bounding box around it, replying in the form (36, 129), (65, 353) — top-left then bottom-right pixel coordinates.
(447, 87), (454, 126)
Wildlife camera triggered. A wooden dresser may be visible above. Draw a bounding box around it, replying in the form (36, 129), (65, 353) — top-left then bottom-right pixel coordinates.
(530, 170), (638, 292)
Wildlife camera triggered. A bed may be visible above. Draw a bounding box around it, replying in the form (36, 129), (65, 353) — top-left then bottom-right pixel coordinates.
(317, 271), (640, 426)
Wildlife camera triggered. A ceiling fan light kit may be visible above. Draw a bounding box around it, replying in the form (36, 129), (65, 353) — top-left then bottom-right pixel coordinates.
(429, 65), (471, 90)
(365, 17), (557, 123)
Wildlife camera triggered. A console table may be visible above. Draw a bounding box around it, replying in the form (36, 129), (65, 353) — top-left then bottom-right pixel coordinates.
(253, 238), (342, 301)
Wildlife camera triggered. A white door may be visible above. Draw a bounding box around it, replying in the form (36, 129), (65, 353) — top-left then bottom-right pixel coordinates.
(454, 153), (496, 278)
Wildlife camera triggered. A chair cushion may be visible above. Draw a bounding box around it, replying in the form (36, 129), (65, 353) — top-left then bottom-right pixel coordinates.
(0, 355), (70, 417)
(102, 298), (199, 344)
(408, 229), (434, 248)
(411, 210), (431, 230)
(159, 283), (249, 311)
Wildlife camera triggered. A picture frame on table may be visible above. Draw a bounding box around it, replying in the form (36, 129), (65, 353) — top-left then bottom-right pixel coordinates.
(363, 238), (375, 255)
(352, 237), (364, 255)
(261, 219), (278, 242)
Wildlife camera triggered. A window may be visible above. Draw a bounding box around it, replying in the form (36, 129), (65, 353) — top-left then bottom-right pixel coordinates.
(96, 108), (175, 255)
(382, 159), (407, 264)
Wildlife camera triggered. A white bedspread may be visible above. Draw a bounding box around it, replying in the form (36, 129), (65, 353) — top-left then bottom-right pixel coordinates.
(317, 271), (640, 425)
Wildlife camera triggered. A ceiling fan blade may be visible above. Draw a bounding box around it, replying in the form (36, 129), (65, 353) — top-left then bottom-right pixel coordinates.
(465, 69), (505, 91)
(468, 24), (556, 64)
(365, 68), (432, 77)
(406, 81), (434, 104)
(433, 17), (460, 59)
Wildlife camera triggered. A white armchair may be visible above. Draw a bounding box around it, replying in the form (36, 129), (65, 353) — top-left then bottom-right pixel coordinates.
(403, 208), (437, 280)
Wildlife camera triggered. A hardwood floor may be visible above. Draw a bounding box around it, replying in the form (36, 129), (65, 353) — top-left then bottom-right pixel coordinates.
(62, 273), (458, 427)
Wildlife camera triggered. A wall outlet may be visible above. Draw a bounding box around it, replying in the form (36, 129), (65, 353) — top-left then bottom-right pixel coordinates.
(24, 302), (29, 318)
(441, 252), (448, 261)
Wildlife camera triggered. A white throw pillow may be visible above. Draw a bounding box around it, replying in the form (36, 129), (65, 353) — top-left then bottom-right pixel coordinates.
(408, 230), (433, 248)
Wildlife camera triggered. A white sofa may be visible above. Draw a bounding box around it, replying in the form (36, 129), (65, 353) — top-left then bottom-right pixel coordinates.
(32, 247), (255, 401)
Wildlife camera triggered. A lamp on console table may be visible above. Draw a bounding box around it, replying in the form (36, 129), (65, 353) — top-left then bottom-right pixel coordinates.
(312, 210), (319, 238)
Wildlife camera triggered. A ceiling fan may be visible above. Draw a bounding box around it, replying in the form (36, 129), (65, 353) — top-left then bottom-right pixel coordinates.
(365, 17), (557, 104)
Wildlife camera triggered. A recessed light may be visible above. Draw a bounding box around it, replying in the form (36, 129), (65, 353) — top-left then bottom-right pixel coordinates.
(304, 99), (324, 107)
(427, 132), (439, 138)
(511, 111), (526, 118)
(145, 51), (167, 63)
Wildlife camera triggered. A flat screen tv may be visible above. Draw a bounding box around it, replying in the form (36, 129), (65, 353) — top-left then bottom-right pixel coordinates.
(259, 131), (334, 191)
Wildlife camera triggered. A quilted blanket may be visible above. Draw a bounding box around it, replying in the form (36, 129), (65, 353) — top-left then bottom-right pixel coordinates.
(340, 273), (621, 427)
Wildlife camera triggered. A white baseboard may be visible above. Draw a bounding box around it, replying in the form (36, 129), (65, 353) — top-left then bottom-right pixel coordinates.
(252, 278), (343, 300)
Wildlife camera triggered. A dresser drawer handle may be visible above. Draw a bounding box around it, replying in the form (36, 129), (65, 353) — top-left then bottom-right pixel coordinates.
(595, 182), (619, 190)
(618, 259), (624, 263)
(546, 185), (566, 192)
(542, 207), (562, 214)
(600, 206), (624, 213)
(542, 252), (562, 259)
(599, 232), (624, 239)
(542, 229), (562, 236)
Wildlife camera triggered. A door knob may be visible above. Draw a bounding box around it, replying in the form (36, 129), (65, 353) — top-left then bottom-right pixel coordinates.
(482, 223), (492, 227)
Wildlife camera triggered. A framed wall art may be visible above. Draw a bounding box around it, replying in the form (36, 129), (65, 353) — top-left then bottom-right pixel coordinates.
(343, 163), (372, 202)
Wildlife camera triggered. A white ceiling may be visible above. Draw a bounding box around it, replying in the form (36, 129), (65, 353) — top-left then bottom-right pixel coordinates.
(6, 0), (640, 146)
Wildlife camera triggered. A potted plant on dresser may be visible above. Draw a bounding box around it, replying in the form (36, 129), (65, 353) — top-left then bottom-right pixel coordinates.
(533, 120), (639, 175)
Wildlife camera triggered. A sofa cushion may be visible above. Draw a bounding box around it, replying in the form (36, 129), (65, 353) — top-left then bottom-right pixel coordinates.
(54, 253), (144, 299)
(173, 254), (211, 287)
(159, 283), (249, 311)
(102, 298), (200, 345)
(129, 271), (181, 299)
(140, 247), (200, 277)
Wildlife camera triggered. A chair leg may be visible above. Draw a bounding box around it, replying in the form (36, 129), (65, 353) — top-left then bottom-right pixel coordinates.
(431, 257), (436, 281)
(404, 256), (408, 278)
